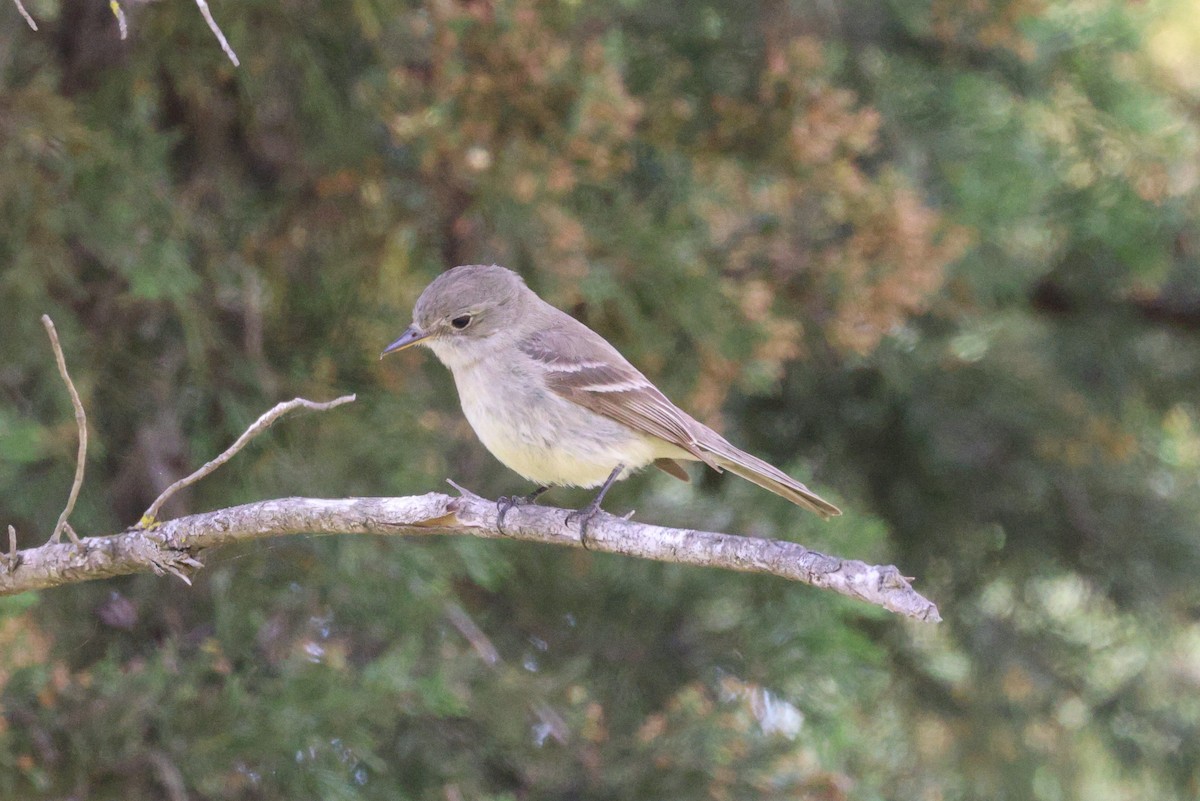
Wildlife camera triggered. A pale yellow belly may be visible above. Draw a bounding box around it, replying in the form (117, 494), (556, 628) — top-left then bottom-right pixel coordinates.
(452, 363), (683, 488)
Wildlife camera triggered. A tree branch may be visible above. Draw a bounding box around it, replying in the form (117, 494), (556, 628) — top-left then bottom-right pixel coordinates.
(4, 321), (938, 621)
(0, 492), (941, 621)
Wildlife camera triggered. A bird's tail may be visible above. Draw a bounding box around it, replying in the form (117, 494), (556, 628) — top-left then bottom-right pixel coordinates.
(701, 438), (841, 519)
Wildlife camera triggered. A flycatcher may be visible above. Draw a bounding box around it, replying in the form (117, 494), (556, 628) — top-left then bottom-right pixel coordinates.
(382, 264), (840, 538)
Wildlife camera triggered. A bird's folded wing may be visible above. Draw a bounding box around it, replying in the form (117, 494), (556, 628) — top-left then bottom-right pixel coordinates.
(519, 334), (721, 470)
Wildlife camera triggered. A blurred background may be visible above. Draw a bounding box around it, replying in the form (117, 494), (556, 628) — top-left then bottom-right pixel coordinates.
(3, 0), (1200, 798)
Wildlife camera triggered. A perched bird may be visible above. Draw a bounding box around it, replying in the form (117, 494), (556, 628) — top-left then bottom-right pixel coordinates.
(382, 264), (840, 540)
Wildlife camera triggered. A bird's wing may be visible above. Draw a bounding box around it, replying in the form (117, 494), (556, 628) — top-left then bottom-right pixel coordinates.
(518, 326), (721, 471)
(518, 316), (839, 518)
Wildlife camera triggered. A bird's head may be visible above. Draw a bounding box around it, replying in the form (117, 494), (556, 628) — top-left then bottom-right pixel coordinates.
(381, 264), (529, 363)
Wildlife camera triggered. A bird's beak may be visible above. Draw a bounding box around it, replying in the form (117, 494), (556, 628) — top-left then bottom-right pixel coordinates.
(380, 326), (429, 358)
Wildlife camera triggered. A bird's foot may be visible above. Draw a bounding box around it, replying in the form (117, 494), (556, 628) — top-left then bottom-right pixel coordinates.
(564, 500), (606, 550)
(564, 463), (625, 549)
(496, 486), (549, 534)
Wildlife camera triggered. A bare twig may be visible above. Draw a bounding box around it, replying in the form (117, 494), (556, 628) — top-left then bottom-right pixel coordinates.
(139, 395), (356, 526)
(2, 526), (17, 571)
(444, 601), (571, 743)
(42, 316), (86, 546)
(13, 0), (37, 30)
(0, 493), (941, 622)
(194, 0), (239, 66)
(444, 602), (501, 665)
(147, 751), (189, 801)
(109, 0), (128, 40)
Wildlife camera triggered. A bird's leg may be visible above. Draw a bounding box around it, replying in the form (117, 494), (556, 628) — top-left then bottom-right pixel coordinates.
(497, 486), (550, 534)
(566, 464), (624, 549)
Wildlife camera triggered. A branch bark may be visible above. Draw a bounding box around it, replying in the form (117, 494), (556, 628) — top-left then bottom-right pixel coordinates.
(0, 491), (940, 622)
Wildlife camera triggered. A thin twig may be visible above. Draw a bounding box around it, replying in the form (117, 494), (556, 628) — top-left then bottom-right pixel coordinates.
(109, 0), (128, 40)
(445, 603), (570, 741)
(13, 0), (37, 30)
(147, 751), (189, 801)
(194, 0), (239, 66)
(139, 395), (356, 526)
(2, 526), (16, 571)
(444, 602), (501, 665)
(42, 316), (86, 546)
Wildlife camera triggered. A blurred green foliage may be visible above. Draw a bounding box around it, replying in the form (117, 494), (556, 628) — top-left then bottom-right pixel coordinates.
(3, 0), (1200, 798)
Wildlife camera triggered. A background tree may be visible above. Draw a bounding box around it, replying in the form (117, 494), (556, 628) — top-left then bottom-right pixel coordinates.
(2, 0), (1199, 798)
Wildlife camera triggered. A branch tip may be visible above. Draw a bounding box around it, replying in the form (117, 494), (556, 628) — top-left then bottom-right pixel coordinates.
(445, 479), (483, 500)
(2, 526), (16, 571)
(193, 0), (240, 66)
(109, 0), (127, 39)
(163, 564), (193, 586)
(13, 0), (36, 29)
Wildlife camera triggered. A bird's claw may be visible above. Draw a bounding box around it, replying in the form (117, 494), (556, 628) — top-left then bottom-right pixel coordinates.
(565, 502), (604, 549)
(496, 496), (519, 534)
(564, 463), (624, 550)
(496, 486), (548, 534)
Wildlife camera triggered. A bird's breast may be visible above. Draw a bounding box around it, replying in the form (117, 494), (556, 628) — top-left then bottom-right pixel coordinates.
(448, 359), (661, 488)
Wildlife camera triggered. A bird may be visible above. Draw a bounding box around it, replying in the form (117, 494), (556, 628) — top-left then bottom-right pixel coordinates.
(381, 264), (840, 541)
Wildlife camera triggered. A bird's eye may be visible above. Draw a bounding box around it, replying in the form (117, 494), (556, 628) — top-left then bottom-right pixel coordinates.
(450, 315), (472, 330)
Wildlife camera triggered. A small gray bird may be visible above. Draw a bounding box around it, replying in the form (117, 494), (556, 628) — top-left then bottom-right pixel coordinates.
(382, 264), (840, 539)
